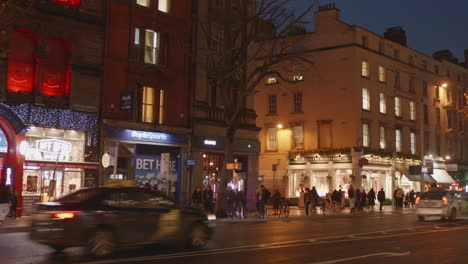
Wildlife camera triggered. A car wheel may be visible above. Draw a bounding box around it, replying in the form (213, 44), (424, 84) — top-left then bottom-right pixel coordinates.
(188, 223), (209, 249)
(448, 208), (457, 221)
(417, 215), (425, 221)
(88, 229), (115, 257)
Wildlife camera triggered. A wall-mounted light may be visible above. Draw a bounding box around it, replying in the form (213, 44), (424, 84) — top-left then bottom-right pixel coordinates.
(277, 124), (283, 129)
(441, 83), (448, 88)
(445, 155), (451, 160)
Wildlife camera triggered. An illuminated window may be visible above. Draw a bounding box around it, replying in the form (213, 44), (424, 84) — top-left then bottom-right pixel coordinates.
(293, 75), (303, 81)
(410, 132), (416, 154)
(293, 92), (302, 113)
(142, 86), (155, 123)
(267, 128), (278, 151)
(379, 126), (386, 149)
(378, 66), (385, 82)
(410, 101), (416, 120)
(266, 77), (277, 84)
(379, 93), (386, 114)
(361, 61), (369, 77)
(395, 129), (402, 152)
(394, 97), (401, 117)
(7, 30), (38, 93)
(362, 88), (370, 110)
(159, 90), (165, 124)
(144, 30), (158, 64)
(158, 0), (169, 13)
(41, 38), (72, 96)
(362, 123), (370, 147)
(136, 0), (149, 7)
(268, 95), (276, 114)
(292, 126), (304, 149)
(133, 28), (141, 61)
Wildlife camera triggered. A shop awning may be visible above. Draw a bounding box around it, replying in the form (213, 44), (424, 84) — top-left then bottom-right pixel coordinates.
(431, 169), (456, 184)
(424, 174), (436, 183)
(404, 175), (423, 182)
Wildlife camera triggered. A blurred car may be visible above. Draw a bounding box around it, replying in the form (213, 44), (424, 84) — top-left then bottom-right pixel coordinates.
(415, 189), (468, 221)
(30, 186), (216, 256)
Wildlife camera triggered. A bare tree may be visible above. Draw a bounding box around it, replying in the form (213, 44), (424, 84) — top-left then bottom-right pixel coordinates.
(195, 0), (317, 215)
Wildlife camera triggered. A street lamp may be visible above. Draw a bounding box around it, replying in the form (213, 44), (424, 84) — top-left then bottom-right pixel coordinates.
(441, 83), (448, 88)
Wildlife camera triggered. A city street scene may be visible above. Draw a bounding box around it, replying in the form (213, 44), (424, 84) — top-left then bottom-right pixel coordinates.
(0, 0), (467, 263)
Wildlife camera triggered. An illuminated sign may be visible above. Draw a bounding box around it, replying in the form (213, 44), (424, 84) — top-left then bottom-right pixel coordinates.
(131, 131), (168, 141)
(204, 140), (217, 146)
(36, 139), (72, 155)
(105, 126), (187, 145)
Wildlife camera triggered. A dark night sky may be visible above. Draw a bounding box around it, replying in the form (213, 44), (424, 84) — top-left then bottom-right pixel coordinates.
(290, 0), (468, 62)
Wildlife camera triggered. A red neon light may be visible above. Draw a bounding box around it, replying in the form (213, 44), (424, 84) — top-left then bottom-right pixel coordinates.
(53, 0), (81, 7)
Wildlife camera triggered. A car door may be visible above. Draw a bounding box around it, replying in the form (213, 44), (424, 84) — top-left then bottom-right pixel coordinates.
(139, 193), (179, 242)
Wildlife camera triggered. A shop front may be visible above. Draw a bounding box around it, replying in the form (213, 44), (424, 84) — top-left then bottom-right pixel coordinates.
(103, 126), (188, 202)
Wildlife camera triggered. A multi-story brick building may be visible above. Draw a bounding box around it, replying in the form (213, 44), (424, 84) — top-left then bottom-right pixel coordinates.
(0, 0), (104, 215)
(255, 4), (468, 199)
(101, 0), (192, 203)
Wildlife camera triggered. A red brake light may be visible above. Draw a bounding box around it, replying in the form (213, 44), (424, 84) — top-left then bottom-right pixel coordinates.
(50, 211), (82, 219)
(415, 197), (420, 205)
(442, 197), (448, 206)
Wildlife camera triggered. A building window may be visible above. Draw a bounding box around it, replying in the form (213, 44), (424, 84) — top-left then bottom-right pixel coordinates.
(410, 132), (416, 154)
(268, 95), (277, 114)
(435, 108), (440, 127)
(362, 36), (368, 48)
(395, 129), (402, 153)
(421, 60), (427, 71)
(267, 128), (278, 151)
(136, 0), (149, 7)
(293, 65), (303, 81)
(159, 89), (165, 124)
(266, 77), (278, 84)
(409, 76), (415, 93)
(318, 120), (332, 149)
(7, 30), (38, 94)
(141, 86), (155, 123)
(133, 27), (141, 61)
(379, 126), (386, 149)
(423, 81), (428, 97)
(362, 123), (370, 147)
(435, 86), (439, 99)
(423, 104), (428, 124)
(41, 38), (72, 96)
(394, 97), (401, 117)
(293, 92), (302, 113)
(379, 93), (386, 114)
(378, 42), (384, 54)
(292, 126), (304, 149)
(158, 0), (169, 13)
(144, 29), (158, 64)
(393, 71), (400, 88)
(409, 101), (416, 121)
(362, 88), (370, 110)
(378, 66), (385, 82)
(447, 111), (453, 129)
(361, 61), (369, 77)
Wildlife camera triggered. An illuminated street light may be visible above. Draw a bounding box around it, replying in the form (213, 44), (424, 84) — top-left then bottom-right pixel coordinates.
(277, 124), (283, 129)
(445, 155), (451, 160)
(441, 83), (448, 88)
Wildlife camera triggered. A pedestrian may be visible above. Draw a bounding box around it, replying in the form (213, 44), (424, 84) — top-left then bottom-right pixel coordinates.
(348, 185), (356, 213)
(367, 188), (376, 211)
(9, 191), (18, 219)
(203, 185), (214, 213)
(258, 185), (271, 218)
(336, 188), (343, 209)
(355, 188), (361, 210)
(360, 189), (367, 210)
(272, 190), (281, 215)
(192, 187), (203, 209)
(377, 188), (385, 211)
(235, 190), (246, 219)
(393, 188), (398, 208)
(304, 188), (311, 216)
(409, 189), (416, 208)
(225, 187), (236, 218)
(331, 190), (338, 209)
(395, 187), (404, 208)
(0, 183), (10, 222)
(310, 186), (320, 213)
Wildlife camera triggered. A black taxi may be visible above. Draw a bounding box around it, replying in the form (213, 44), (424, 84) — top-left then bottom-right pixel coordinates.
(30, 186), (216, 256)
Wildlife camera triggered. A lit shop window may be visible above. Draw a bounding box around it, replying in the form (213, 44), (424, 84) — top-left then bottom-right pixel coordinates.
(142, 86), (155, 123)
(158, 0), (170, 13)
(136, 0), (150, 7)
(379, 93), (386, 114)
(267, 128), (278, 151)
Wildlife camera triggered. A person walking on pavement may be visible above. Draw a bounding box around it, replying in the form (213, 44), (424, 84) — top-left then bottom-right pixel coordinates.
(360, 189), (367, 210)
(272, 190), (281, 215)
(258, 185), (271, 218)
(225, 187), (236, 218)
(192, 187), (203, 209)
(304, 188), (311, 216)
(409, 189), (416, 208)
(336, 188), (343, 210)
(235, 190), (246, 219)
(203, 185), (214, 213)
(310, 186), (320, 213)
(395, 187), (404, 209)
(377, 188), (386, 211)
(348, 185), (356, 213)
(367, 188), (376, 211)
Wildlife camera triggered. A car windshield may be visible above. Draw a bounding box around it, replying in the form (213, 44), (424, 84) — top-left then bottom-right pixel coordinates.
(420, 191), (447, 200)
(57, 188), (102, 203)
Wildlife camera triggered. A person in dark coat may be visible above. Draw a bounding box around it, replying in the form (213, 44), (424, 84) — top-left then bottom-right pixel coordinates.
(360, 190), (367, 209)
(409, 189), (416, 208)
(367, 188), (376, 210)
(331, 190), (338, 208)
(203, 185), (214, 213)
(310, 187), (320, 213)
(336, 188), (343, 209)
(272, 190), (281, 215)
(9, 191), (18, 219)
(304, 188), (311, 216)
(192, 187), (203, 209)
(377, 188), (386, 211)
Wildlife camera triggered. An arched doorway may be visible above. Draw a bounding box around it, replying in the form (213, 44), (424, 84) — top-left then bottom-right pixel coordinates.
(0, 104), (27, 217)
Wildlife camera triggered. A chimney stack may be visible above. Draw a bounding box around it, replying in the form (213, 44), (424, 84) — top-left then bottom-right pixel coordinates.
(384, 26), (407, 46)
(314, 3), (340, 32)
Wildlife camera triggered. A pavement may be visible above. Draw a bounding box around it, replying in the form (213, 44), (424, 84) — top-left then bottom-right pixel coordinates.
(0, 205), (415, 233)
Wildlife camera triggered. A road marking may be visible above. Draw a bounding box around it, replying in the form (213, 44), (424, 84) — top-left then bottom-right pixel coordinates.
(81, 225), (468, 264)
(308, 251), (411, 264)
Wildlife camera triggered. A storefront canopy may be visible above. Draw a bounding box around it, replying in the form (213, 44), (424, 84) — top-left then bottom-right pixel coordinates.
(403, 174), (435, 183)
(431, 169), (456, 184)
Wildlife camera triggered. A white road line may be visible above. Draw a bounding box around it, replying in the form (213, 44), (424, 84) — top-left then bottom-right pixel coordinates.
(81, 225), (468, 264)
(308, 251), (411, 264)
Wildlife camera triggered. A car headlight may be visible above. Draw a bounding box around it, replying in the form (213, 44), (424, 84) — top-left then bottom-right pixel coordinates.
(207, 214), (216, 221)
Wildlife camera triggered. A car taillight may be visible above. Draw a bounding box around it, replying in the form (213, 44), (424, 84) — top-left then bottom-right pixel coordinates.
(50, 211), (82, 219)
(442, 197), (448, 206)
(415, 197), (420, 205)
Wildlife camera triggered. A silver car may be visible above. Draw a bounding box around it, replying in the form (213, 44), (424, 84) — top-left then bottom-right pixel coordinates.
(416, 190), (468, 221)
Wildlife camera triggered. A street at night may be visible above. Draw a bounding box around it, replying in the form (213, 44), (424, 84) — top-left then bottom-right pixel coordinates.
(1, 212), (468, 264)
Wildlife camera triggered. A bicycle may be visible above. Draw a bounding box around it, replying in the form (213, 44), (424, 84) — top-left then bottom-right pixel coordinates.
(278, 198), (290, 218)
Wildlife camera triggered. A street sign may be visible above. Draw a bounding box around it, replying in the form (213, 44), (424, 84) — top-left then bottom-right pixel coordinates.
(447, 164), (458, 172)
(186, 159), (196, 166)
(227, 163), (239, 170)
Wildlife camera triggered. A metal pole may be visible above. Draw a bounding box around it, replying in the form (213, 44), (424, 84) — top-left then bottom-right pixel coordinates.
(420, 100), (425, 193)
(112, 142), (119, 179)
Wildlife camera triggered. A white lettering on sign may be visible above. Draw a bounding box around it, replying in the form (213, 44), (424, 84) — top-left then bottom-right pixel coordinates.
(36, 139), (72, 155)
(136, 158), (176, 171)
(131, 131), (168, 141)
(204, 140), (217, 146)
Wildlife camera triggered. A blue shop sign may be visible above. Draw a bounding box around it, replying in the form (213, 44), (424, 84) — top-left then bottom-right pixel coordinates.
(120, 92), (133, 110)
(106, 127), (187, 145)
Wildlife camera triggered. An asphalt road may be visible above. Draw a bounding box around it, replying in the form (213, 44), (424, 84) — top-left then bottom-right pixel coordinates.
(1, 212), (467, 264)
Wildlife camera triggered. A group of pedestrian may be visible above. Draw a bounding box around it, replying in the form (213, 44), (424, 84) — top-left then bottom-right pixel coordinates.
(304, 187), (320, 216)
(331, 189), (344, 209)
(191, 185), (215, 213)
(225, 187), (246, 218)
(348, 185), (383, 213)
(394, 187), (416, 209)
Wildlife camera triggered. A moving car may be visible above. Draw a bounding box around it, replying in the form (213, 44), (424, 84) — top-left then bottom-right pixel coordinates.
(30, 186), (216, 256)
(415, 189), (468, 221)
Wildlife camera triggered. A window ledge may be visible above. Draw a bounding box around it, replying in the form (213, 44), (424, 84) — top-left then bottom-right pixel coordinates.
(362, 109), (371, 112)
(266, 113), (278, 116)
(291, 111), (304, 114)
